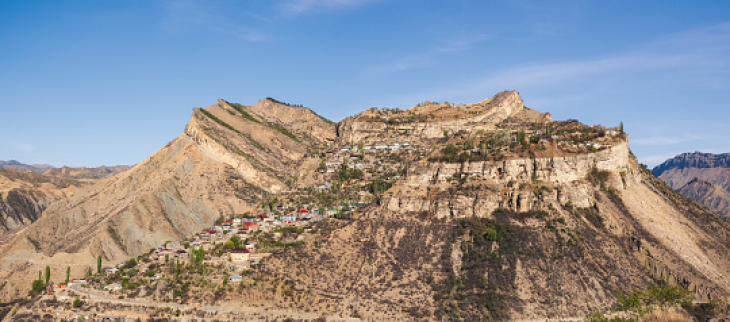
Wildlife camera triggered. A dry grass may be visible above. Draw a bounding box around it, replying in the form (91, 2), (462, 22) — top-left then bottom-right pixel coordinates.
(641, 307), (695, 322)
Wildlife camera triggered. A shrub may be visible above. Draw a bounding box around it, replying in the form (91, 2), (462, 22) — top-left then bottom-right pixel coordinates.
(31, 280), (45, 293)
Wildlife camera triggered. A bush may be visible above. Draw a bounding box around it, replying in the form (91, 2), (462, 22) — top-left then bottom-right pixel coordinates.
(31, 280), (45, 293)
(587, 167), (611, 187)
(73, 297), (84, 308)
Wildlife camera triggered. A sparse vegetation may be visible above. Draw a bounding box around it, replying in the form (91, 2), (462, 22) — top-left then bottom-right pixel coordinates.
(586, 283), (698, 322)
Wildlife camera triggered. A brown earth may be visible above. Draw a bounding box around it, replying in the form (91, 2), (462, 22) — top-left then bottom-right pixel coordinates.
(654, 152), (730, 220)
(2, 92), (730, 322)
(0, 169), (84, 235)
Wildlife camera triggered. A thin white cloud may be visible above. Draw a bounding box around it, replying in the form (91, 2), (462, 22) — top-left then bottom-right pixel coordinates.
(281, 0), (378, 15)
(161, 0), (271, 43)
(397, 22), (730, 102)
(367, 34), (492, 76)
(436, 34), (492, 53)
(632, 134), (705, 146)
(367, 56), (433, 75)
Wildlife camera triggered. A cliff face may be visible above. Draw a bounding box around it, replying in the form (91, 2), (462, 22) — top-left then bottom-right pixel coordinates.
(241, 137), (730, 320)
(389, 142), (632, 217)
(0, 98), (335, 301)
(654, 152), (730, 220)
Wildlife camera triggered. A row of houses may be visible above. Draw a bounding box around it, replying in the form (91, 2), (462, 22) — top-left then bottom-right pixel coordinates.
(340, 142), (411, 152)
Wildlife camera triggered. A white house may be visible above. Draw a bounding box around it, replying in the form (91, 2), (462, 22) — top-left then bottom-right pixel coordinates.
(105, 283), (122, 292)
(229, 248), (250, 262)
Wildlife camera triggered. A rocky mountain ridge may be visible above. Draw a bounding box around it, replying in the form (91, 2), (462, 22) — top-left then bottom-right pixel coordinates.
(654, 152), (730, 220)
(1, 91), (729, 321)
(0, 97), (334, 301)
(0, 160), (130, 180)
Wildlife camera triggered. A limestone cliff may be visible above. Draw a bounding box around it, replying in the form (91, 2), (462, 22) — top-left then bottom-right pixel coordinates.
(243, 140), (730, 321)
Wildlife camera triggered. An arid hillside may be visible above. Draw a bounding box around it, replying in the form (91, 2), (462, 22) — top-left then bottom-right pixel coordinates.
(0, 161), (130, 181)
(42, 165), (132, 181)
(0, 98), (335, 301)
(0, 169), (84, 235)
(2, 92), (730, 322)
(654, 152), (730, 220)
(230, 141), (730, 321)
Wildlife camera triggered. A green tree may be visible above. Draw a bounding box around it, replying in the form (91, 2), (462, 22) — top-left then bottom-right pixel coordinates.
(124, 258), (137, 269)
(87, 266), (92, 277)
(196, 247), (205, 265)
(66, 266), (70, 284)
(230, 235), (241, 248)
(73, 297), (84, 308)
(45, 266), (50, 285)
(176, 258), (181, 278)
(31, 279), (45, 293)
(97, 256), (102, 274)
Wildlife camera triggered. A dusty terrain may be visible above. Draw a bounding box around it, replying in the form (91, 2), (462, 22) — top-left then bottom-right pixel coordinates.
(1, 91), (729, 321)
(0, 98), (334, 302)
(0, 169), (84, 235)
(655, 152), (730, 220)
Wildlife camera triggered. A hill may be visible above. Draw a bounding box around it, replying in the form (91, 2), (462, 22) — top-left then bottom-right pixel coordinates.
(2, 92), (730, 321)
(653, 152), (730, 220)
(0, 98), (335, 301)
(0, 169), (84, 236)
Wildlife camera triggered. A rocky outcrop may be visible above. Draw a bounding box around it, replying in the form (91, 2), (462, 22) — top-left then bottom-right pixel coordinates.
(338, 91), (548, 143)
(653, 152), (730, 177)
(386, 142), (633, 217)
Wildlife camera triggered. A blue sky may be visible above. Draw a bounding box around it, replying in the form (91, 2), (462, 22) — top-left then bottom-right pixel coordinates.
(1, 0), (729, 167)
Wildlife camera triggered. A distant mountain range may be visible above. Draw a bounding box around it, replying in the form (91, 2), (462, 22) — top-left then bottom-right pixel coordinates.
(653, 152), (730, 220)
(0, 160), (132, 180)
(0, 160), (54, 173)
